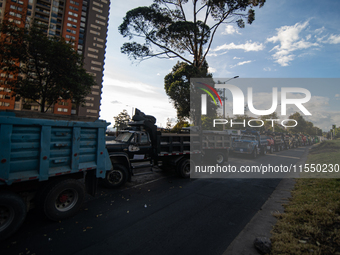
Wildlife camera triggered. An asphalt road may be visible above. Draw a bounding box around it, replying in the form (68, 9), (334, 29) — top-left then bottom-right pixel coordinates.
(0, 146), (310, 255)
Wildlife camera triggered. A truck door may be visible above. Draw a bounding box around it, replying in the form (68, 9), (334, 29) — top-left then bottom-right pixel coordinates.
(129, 132), (152, 161)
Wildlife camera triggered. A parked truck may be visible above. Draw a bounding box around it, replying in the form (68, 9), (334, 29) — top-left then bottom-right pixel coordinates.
(231, 129), (268, 158)
(0, 112), (112, 240)
(104, 109), (231, 188)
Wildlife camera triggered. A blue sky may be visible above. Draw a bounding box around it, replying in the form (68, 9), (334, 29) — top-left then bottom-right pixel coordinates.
(100, 0), (340, 131)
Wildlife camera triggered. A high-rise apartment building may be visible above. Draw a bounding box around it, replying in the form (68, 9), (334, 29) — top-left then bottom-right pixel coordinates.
(0, 0), (110, 118)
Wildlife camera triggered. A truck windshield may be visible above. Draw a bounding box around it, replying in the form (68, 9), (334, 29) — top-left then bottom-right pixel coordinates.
(116, 132), (133, 142)
(241, 135), (256, 140)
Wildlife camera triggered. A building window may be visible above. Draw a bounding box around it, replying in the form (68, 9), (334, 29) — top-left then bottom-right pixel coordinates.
(87, 72), (97, 77)
(90, 24), (101, 30)
(68, 17), (77, 23)
(93, 1), (103, 7)
(92, 91), (99, 95)
(0, 102), (10, 107)
(69, 6), (78, 11)
(93, 43), (103, 48)
(70, 0), (79, 6)
(68, 11), (78, 17)
(92, 7), (102, 13)
(91, 66), (101, 71)
(95, 20), (105, 26)
(87, 53), (98, 59)
(57, 108), (68, 112)
(91, 60), (101, 65)
(31, 105), (39, 111)
(94, 37), (104, 42)
(88, 47), (99, 53)
(90, 30), (100, 35)
(85, 96), (94, 101)
(58, 101), (69, 106)
(96, 14), (106, 20)
(87, 109), (97, 113)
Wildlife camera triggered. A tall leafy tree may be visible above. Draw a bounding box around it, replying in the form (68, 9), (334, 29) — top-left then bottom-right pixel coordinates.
(120, 1), (265, 122)
(0, 19), (94, 112)
(164, 61), (212, 120)
(119, 0), (265, 68)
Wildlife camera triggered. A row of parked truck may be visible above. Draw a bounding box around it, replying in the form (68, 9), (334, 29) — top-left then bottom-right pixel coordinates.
(230, 129), (321, 159)
(0, 110), (232, 240)
(0, 110), (322, 240)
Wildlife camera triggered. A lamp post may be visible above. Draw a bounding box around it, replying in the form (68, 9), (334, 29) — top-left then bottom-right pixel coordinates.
(222, 76), (239, 130)
(126, 105), (134, 118)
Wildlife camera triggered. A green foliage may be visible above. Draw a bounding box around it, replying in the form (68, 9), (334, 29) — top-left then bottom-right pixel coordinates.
(119, 0), (266, 68)
(171, 119), (190, 132)
(0, 19), (94, 112)
(164, 61), (212, 120)
(113, 110), (131, 131)
(201, 115), (222, 131)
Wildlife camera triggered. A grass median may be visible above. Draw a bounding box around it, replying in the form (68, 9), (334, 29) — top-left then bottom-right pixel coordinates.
(270, 139), (340, 255)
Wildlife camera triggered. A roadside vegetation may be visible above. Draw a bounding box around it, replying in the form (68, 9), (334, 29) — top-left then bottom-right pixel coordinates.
(270, 139), (340, 255)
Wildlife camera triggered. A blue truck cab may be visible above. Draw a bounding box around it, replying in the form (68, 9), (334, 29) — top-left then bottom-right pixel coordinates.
(232, 130), (268, 158)
(0, 112), (112, 240)
(232, 134), (259, 158)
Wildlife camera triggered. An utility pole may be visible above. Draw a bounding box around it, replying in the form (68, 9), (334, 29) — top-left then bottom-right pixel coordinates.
(222, 76), (239, 130)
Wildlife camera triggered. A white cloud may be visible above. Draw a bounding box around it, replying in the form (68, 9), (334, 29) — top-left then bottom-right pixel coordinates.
(213, 41), (265, 52)
(100, 78), (177, 127)
(314, 27), (325, 34)
(222, 25), (241, 35)
(336, 94), (340, 97)
(208, 67), (217, 73)
(327, 34), (340, 44)
(263, 67), (271, 71)
(233, 57), (242, 59)
(207, 51), (228, 57)
(230, 60), (252, 68)
(111, 100), (122, 104)
(267, 20), (322, 66)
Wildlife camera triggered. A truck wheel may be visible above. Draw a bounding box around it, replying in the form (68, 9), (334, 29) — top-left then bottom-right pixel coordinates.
(41, 179), (85, 221)
(102, 164), (128, 188)
(216, 153), (225, 164)
(252, 147), (257, 159)
(0, 191), (27, 241)
(177, 159), (193, 178)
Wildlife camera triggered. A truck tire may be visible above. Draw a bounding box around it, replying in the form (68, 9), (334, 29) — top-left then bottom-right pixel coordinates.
(0, 191), (27, 241)
(102, 164), (128, 188)
(177, 159), (192, 178)
(252, 147), (257, 159)
(41, 179), (85, 221)
(216, 153), (226, 164)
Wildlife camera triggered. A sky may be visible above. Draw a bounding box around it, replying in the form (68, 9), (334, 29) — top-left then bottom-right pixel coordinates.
(100, 0), (340, 131)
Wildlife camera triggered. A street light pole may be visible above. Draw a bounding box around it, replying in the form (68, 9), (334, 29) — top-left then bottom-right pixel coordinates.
(223, 76), (239, 130)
